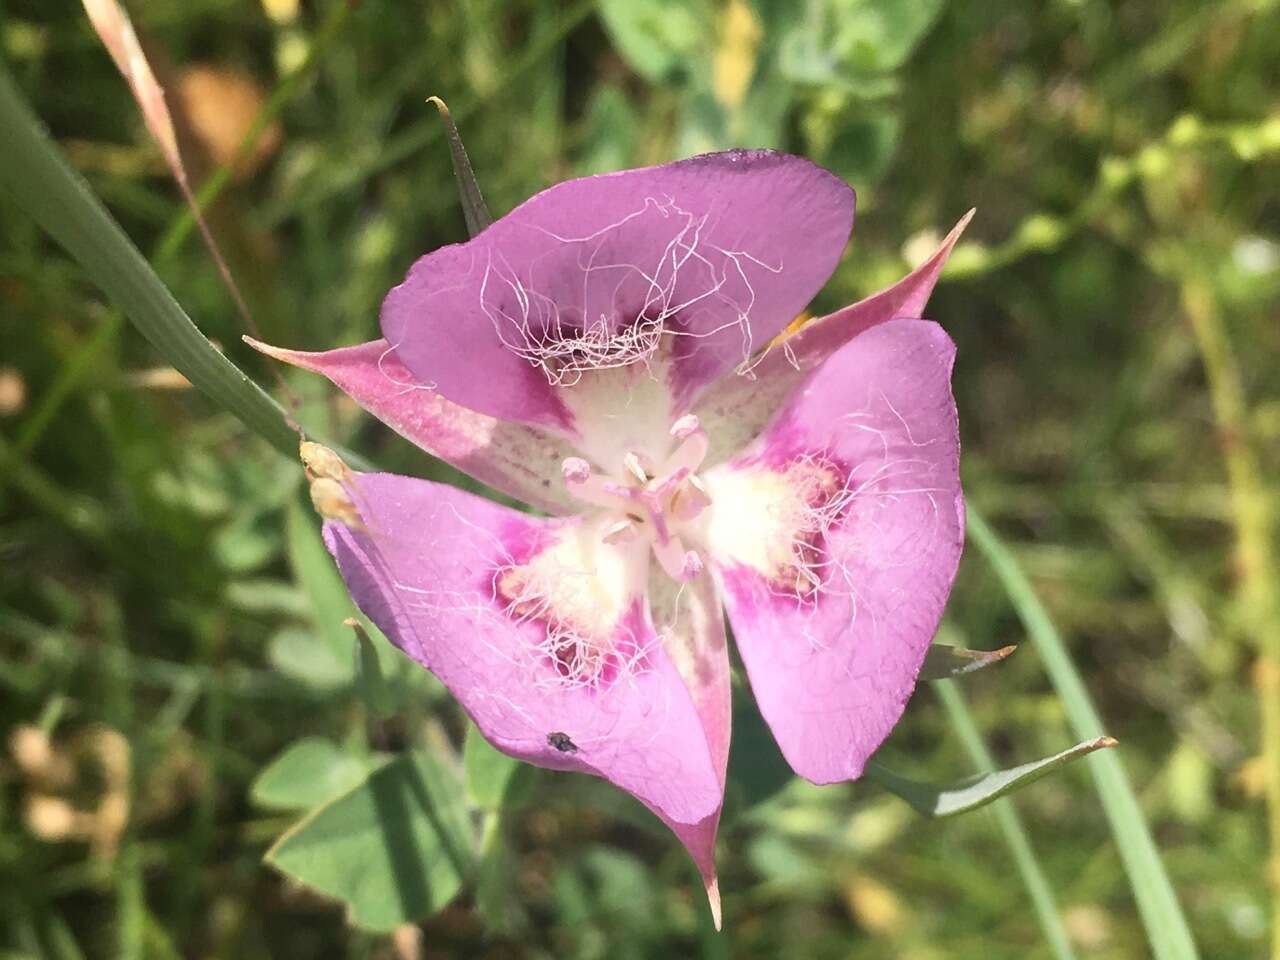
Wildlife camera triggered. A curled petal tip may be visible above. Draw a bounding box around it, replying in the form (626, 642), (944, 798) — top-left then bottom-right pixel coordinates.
(941, 209), (977, 249)
(706, 877), (722, 931)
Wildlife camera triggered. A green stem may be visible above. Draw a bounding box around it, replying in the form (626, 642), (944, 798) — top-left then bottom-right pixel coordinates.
(152, 0), (355, 263)
(16, 310), (124, 454)
(0, 59), (297, 457)
(934, 679), (1078, 960)
(966, 506), (1199, 959)
(1181, 280), (1280, 959)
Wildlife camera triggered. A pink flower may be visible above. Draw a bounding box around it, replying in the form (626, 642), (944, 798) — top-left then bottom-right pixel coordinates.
(251, 150), (968, 927)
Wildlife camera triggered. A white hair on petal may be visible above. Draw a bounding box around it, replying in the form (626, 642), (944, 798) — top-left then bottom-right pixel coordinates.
(475, 196), (781, 387)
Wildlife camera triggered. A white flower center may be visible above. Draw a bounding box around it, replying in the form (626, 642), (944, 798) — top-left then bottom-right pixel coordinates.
(561, 413), (712, 581)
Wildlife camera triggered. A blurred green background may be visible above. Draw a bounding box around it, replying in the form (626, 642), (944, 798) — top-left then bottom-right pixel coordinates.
(2, 0), (1278, 956)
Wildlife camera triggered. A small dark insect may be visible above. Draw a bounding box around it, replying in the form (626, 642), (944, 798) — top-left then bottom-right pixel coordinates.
(546, 731), (578, 753)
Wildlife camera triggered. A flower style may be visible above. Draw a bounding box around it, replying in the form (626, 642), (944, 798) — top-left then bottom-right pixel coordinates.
(250, 150), (968, 928)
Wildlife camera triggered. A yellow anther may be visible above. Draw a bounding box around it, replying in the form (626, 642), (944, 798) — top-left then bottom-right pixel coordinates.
(308, 477), (362, 529)
(299, 441), (351, 482)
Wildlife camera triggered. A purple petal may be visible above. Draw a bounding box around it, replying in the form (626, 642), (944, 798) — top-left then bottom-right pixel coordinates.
(646, 571), (731, 928)
(695, 211), (972, 464)
(246, 337), (578, 515)
(702, 319), (963, 784)
(381, 150), (854, 435)
(322, 472), (724, 827)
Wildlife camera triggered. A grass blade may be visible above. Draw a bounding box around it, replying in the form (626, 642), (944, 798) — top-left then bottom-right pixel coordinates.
(966, 505), (1200, 959)
(0, 60), (297, 457)
(935, 678), (1079, 960)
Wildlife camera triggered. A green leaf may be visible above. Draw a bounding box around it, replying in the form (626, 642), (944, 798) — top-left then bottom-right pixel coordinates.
(966, 507), (1201, 958)
(267, 627), (350, 689)
(823, 110), (901, 187)
(463, 723), (519, 813)
(265, 749), (475, 932)
(836, 0), (946, 75)
(919, 643), (1017, 681)
(725, 686), (795, 811)
(467, 724), (524, 935)
(778, 0), (944, 86)
(576, 85), (641, 176)
(0, 62), (296, 457)
(867, 736), (1117, 817)
(251, 737), (377, 812)
(935, 679), (1080, 960)
(351, 619), (396, 719)
(598, 0), (713, 82)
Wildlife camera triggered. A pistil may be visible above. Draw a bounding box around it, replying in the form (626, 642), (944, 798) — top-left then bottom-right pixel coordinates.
(560, 415), (714, 582)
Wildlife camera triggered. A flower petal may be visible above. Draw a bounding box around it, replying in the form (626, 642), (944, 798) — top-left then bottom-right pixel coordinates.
(322, 471), (723, 827)
(695, 211), (972, 465)
(646, 569), (731, 928)
(246, 337), (579, 515)
(381, 150), (854, 435)
(701, 319), (963, 784)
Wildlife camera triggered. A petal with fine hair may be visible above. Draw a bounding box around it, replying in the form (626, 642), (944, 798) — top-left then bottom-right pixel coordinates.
(323, 472), (724, 827)
(702, 319), (963, 784)
(380, 150), (854, 436)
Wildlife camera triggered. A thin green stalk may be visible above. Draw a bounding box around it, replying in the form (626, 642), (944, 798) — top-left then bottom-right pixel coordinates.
(966, 506), (1199, 959)
(264, 0), (597, 225)
(0, 59), (297, 457)
(15, 310), (124, 454)
(152, 0), (355, 262)
(934, 679), (1078, 960)
(1181, 280), (1280, 959)
(0, 431), (111, 541)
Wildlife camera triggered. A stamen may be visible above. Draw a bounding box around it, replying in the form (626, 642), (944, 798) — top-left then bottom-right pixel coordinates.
(561, 457), (592, 484)
(653, 534), (703, 581)
(602, 519), (640, 544)
(622, 451), (650, 484)
(669, 475), (711, 522)
(562, 457), (629, 510)
(669, 413), (701, 440)
(663, 415), (709, 475)
(562, 418), (717, 584)
(680, 550), (705, 580)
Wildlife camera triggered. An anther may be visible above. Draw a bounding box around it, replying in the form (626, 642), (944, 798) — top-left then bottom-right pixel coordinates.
(561, 457), (628, 510)
(670, 414), (702, 440)
(652, 535), (703, 582)
(309, 477), (362, 529)
(602, 519), (640, 544)
(669, 475), (712, 521)
(561, 457), (592, 484)
(662, 416), (710, 476)
(622, 452), (649, 484)
(679, 550), (705, 580)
